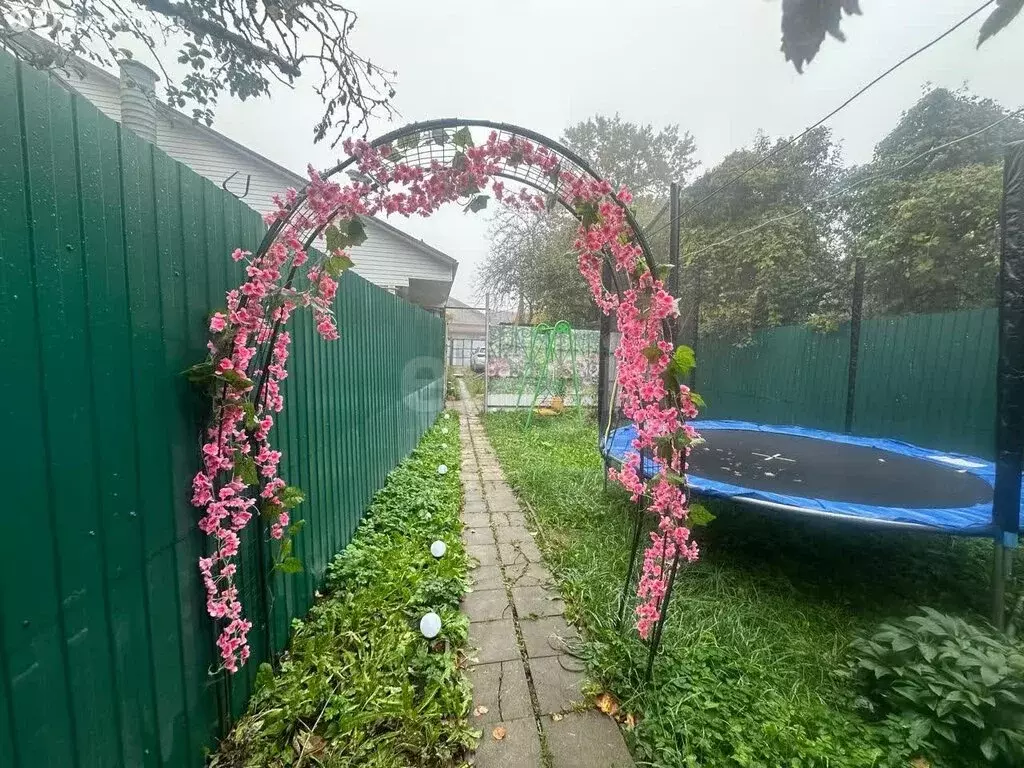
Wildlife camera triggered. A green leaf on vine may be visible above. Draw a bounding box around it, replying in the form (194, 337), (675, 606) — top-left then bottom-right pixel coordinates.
(465, 195), (489, 214)
(688, 502), (716, 528)
(431, 128), (447, 145)
(182, 360), (215, 386)
(642, 346), (664, 364)
(452, 151), (467, 171)
(259, 500), (281, 520)
(277, 556), (304, 574)
(452, 126), (474, 148)
(281, 486), (305, 508)
(242, 401), (258, 430)
(545, 192), (559, 213)
(386, 148), (404, 164)
(508, 146), (524, 167)
(655, 263), (674, 283)
(324, 253), (354, 277)
(218, 368), (254, 391)
(233, 451), (258, 485)
(547, 164), (562, 184)
(672, 345), (696, 378)
(689, 391), (706, 408)
(345, 216), (367, 247)
(280, 538), (292, 558)
(575, 199), (601, 229)
(288, 519), (306, 536)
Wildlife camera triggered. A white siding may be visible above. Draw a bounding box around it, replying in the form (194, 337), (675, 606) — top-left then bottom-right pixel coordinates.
(56, 65), (455, 294)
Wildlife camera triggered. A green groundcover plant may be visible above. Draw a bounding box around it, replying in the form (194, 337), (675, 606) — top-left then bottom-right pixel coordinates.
(212, 412), (475, 767)
(846, 607), (1024, 767)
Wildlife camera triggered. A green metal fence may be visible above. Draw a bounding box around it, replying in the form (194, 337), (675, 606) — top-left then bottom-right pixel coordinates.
(0, 54), (444, 766)
(696, 308), (998, 458)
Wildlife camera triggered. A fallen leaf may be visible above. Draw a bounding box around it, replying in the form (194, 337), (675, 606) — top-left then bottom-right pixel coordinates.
(551, 713), (564, 722)
(910, 759), (930, 768)
(473, 705), (489, 717)
(622, 712), (637, 730)
(595, 692), (620, 717)
(491, 726), (507, 741)
(292, 731), (326, 757)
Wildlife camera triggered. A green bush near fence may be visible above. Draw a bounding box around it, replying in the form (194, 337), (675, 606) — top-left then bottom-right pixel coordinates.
(212, 413), (474, 767)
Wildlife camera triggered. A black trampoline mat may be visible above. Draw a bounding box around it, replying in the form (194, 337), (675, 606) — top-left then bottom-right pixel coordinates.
(687, 430), (993, 508)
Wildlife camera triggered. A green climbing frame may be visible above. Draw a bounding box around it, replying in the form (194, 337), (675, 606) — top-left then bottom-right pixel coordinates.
(515, 320), (582, 428)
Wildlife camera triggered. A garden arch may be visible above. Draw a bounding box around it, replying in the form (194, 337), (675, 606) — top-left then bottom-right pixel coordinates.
(192, 118), (702, 673)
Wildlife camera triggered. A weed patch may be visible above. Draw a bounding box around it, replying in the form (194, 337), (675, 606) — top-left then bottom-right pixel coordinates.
(213, 411), (474, 767)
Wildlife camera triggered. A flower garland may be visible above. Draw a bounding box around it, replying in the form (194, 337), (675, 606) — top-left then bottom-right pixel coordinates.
(189, 128), (701, 673)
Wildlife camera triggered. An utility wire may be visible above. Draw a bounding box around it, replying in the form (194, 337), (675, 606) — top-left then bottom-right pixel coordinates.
(647, 0), (997, 241)
(678, 107), (1023, 262)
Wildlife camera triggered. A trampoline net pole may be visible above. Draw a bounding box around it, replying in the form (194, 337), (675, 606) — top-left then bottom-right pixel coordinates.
(993, 141), (1024, 628)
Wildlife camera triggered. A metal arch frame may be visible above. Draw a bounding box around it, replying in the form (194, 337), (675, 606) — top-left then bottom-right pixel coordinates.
(250, 117), (672, 431)
(253, 117), (662, 289)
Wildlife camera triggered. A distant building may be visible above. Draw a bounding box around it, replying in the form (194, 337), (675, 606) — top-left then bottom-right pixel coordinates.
(445, 298), (518, 366)
(33, 38), (457, 309)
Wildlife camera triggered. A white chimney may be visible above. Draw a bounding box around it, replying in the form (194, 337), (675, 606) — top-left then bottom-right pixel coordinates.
(117, 59), (159, 143)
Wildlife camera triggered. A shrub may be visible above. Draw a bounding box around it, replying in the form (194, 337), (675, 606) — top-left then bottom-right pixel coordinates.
(846, 607), (1024, 766)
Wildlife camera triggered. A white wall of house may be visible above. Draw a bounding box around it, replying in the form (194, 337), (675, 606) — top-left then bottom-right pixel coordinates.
(55, 63), (455, 296)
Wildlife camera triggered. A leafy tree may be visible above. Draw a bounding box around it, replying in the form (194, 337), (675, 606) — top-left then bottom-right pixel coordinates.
(781, 0), (1023, 72)
(873, 86), (1024, 176)
(847, 87), (1023, 315)
(478, 116), (697, 323)
(560, 114), (699, 197)
(681, 127), (847, 340)
(0, 0), (395, 144)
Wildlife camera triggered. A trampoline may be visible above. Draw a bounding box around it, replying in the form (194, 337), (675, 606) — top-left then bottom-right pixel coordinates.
(601, 420), (1024, 536)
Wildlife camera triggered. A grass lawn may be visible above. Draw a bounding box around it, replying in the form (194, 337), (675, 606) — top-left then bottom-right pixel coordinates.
(484, 410), (1022, 768)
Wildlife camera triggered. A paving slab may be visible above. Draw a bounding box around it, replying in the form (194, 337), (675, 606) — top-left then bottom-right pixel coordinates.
(464, 501), (488, 516)
(520, 615), (579, 659)
(466, 544), (499, 567)
(462, 512), (491, 528)
(464, 525), (496, 548)
(490, 511), (529, 528)
(545, 711), (634, 768)
(472, 717), (542, 768)
(463, 587), (513, 623)
(468, 619), (520, 664)
(529, 655), (586, 714)
(494, 525), (533, 545)
(503, 560), (553, 588)
(511, 585), (565, 618)
(498, 540), (543, 568)
(468, 660), (532, 724)
(469, 565), (505, 592)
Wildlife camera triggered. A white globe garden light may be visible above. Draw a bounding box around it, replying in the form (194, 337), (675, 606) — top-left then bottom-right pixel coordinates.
(420, 611), (442, 639)
(430, 540), (447, 558)
(437, 464), (448, 475)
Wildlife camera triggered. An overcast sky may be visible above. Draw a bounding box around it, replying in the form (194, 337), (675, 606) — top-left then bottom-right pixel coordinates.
(198, 0), (1023, 305)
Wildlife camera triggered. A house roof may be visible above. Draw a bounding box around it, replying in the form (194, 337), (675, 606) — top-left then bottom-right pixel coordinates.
(28, 32), (458, 274)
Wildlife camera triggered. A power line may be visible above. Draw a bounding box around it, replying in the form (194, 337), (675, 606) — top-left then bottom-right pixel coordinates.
(647, 0), (998, 241)
(679, 107), (1023, 261)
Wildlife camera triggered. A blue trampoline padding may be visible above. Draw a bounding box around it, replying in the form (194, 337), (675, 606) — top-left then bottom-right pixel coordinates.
(600, 420), (1024, 535)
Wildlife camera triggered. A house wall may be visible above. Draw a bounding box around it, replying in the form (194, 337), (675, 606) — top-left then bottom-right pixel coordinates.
(55, 67), (454, 292)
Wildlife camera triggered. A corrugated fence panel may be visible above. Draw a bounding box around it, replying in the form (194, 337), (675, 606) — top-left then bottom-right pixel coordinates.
(697, 308), (998, 458)
(0, 55), (444, 766)
(697, 324), (850, 433)
(852, 308), (997, 458)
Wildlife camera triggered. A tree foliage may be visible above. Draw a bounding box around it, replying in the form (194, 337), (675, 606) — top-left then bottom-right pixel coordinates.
(682, 127), (847, 340)
(781, 0), (1023, 72)
(560, 114), (699, 198)
(478, 116), (697, 323)
(0, 0), (395, 144)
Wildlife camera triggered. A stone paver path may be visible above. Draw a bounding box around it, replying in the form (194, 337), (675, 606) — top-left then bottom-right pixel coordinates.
(457, 385), (634, 768)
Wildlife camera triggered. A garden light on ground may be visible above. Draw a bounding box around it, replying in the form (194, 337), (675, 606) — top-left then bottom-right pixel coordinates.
(437, 464), (448, 475)
(430, 540), (447, 558)
(420, 612), (442, 639)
